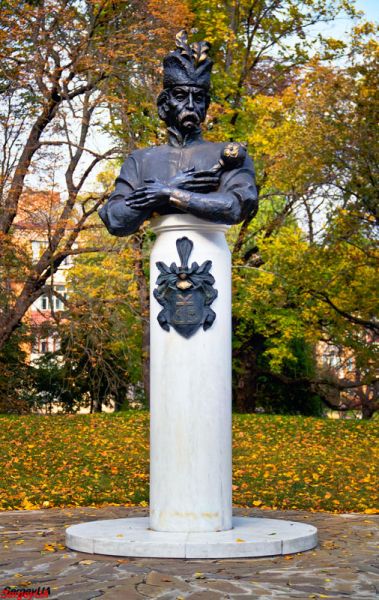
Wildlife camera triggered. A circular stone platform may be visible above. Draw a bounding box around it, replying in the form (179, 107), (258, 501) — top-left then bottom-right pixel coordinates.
(66, 516), (317, 558)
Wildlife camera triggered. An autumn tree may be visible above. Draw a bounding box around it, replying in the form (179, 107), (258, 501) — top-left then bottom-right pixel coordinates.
(0, 0), (191, 355)
(229, 23), (378, 416)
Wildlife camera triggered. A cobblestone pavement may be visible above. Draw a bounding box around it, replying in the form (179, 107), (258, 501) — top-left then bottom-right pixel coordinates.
(0, 506), (378, 599)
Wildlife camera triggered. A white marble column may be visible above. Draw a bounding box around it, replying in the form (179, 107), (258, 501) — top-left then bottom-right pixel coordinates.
(149, 214), (232, 532)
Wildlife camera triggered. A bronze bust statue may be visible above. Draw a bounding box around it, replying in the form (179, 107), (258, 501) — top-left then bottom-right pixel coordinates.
(99, 31), (258, 237)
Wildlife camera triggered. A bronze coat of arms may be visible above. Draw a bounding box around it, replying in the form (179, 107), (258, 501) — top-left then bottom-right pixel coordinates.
(153, 237), (218, 338)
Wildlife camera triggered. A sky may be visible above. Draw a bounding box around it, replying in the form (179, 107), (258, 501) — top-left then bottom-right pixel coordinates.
(355, 0), (378, 21)
(309, 0), (378, 40)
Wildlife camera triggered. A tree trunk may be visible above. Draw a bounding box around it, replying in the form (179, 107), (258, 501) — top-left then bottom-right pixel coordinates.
(361, 404), (375, 419)
(0, 96), (61, 234)
(131, 235), (150, 405)
(93, 394), (102, 413)
(0, 283), (44, 350)
(233, 349), (258, 413)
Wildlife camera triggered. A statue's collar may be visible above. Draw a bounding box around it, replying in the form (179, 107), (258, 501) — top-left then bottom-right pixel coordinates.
(167, 127), (203, 148)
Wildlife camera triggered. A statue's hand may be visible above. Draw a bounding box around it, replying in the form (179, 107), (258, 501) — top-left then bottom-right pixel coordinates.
(169, 168), (196, 188)
(171, 167), (220, 193)
(126, 180), (172, 210)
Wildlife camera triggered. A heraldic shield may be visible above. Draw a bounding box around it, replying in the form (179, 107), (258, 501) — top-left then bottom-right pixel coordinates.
(153, 237), (218, 339)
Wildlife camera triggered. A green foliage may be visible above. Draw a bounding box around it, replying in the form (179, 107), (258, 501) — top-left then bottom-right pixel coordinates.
(27, 353), (87, 413)
(0, 329), (32, 414)
(255, 338), (324, 417)
(56, 223), (147, 411)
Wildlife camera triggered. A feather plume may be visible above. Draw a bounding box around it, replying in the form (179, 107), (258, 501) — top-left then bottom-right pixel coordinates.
(191, 40), (212, 66)
(175, 30), (192, 59)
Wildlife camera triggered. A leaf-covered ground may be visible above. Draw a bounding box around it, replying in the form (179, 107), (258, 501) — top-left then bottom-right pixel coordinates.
(0, 413), (377, 513)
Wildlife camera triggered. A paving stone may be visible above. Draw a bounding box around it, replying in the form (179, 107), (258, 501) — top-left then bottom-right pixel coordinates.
(187, 593), (225, 600)
(150, 593), (193, 600)
(98, 581), (146, 599)
(145, 570), (170, 584)
(52, 589), (104, 600)
(134, 570), (193, 597)
(51, 581), (113, 599)
(137, 583), (191, 598)
(83, 564), (126, 581)
(202, 579), (248, 594)
(43, 572), (85, 587)
(231, 596), (272, 599)
(333, 582), (354, 594)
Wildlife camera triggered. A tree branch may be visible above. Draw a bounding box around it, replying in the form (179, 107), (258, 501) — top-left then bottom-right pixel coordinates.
(314, 291), (379, 334)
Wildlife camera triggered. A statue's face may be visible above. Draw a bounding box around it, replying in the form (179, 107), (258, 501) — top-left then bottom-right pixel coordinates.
(165, 85), (208, 132)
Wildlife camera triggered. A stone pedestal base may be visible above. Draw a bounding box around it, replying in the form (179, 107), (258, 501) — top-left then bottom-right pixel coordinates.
(66, 516), (317, 558)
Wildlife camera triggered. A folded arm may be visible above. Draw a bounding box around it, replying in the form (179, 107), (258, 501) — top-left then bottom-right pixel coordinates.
(98, 155), (149, 236)
(169, 163), (258, 224)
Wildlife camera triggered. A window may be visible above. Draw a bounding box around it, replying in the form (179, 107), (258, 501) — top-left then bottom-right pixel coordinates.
(41, 295), (50, 310)
(54, 285), (66, 310)
(39, 287), (66, 311)
(33, 335), (61, 355)
(55, 296), (64, 310)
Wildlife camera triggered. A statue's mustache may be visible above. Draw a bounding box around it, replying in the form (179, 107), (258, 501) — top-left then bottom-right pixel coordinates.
(177, 109), (200, 125)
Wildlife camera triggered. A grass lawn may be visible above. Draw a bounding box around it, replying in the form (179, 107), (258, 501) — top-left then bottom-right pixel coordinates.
(0, 412), (377, 513)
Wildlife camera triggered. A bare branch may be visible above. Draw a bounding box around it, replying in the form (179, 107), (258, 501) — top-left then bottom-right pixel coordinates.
(38, 140), (119, 159)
